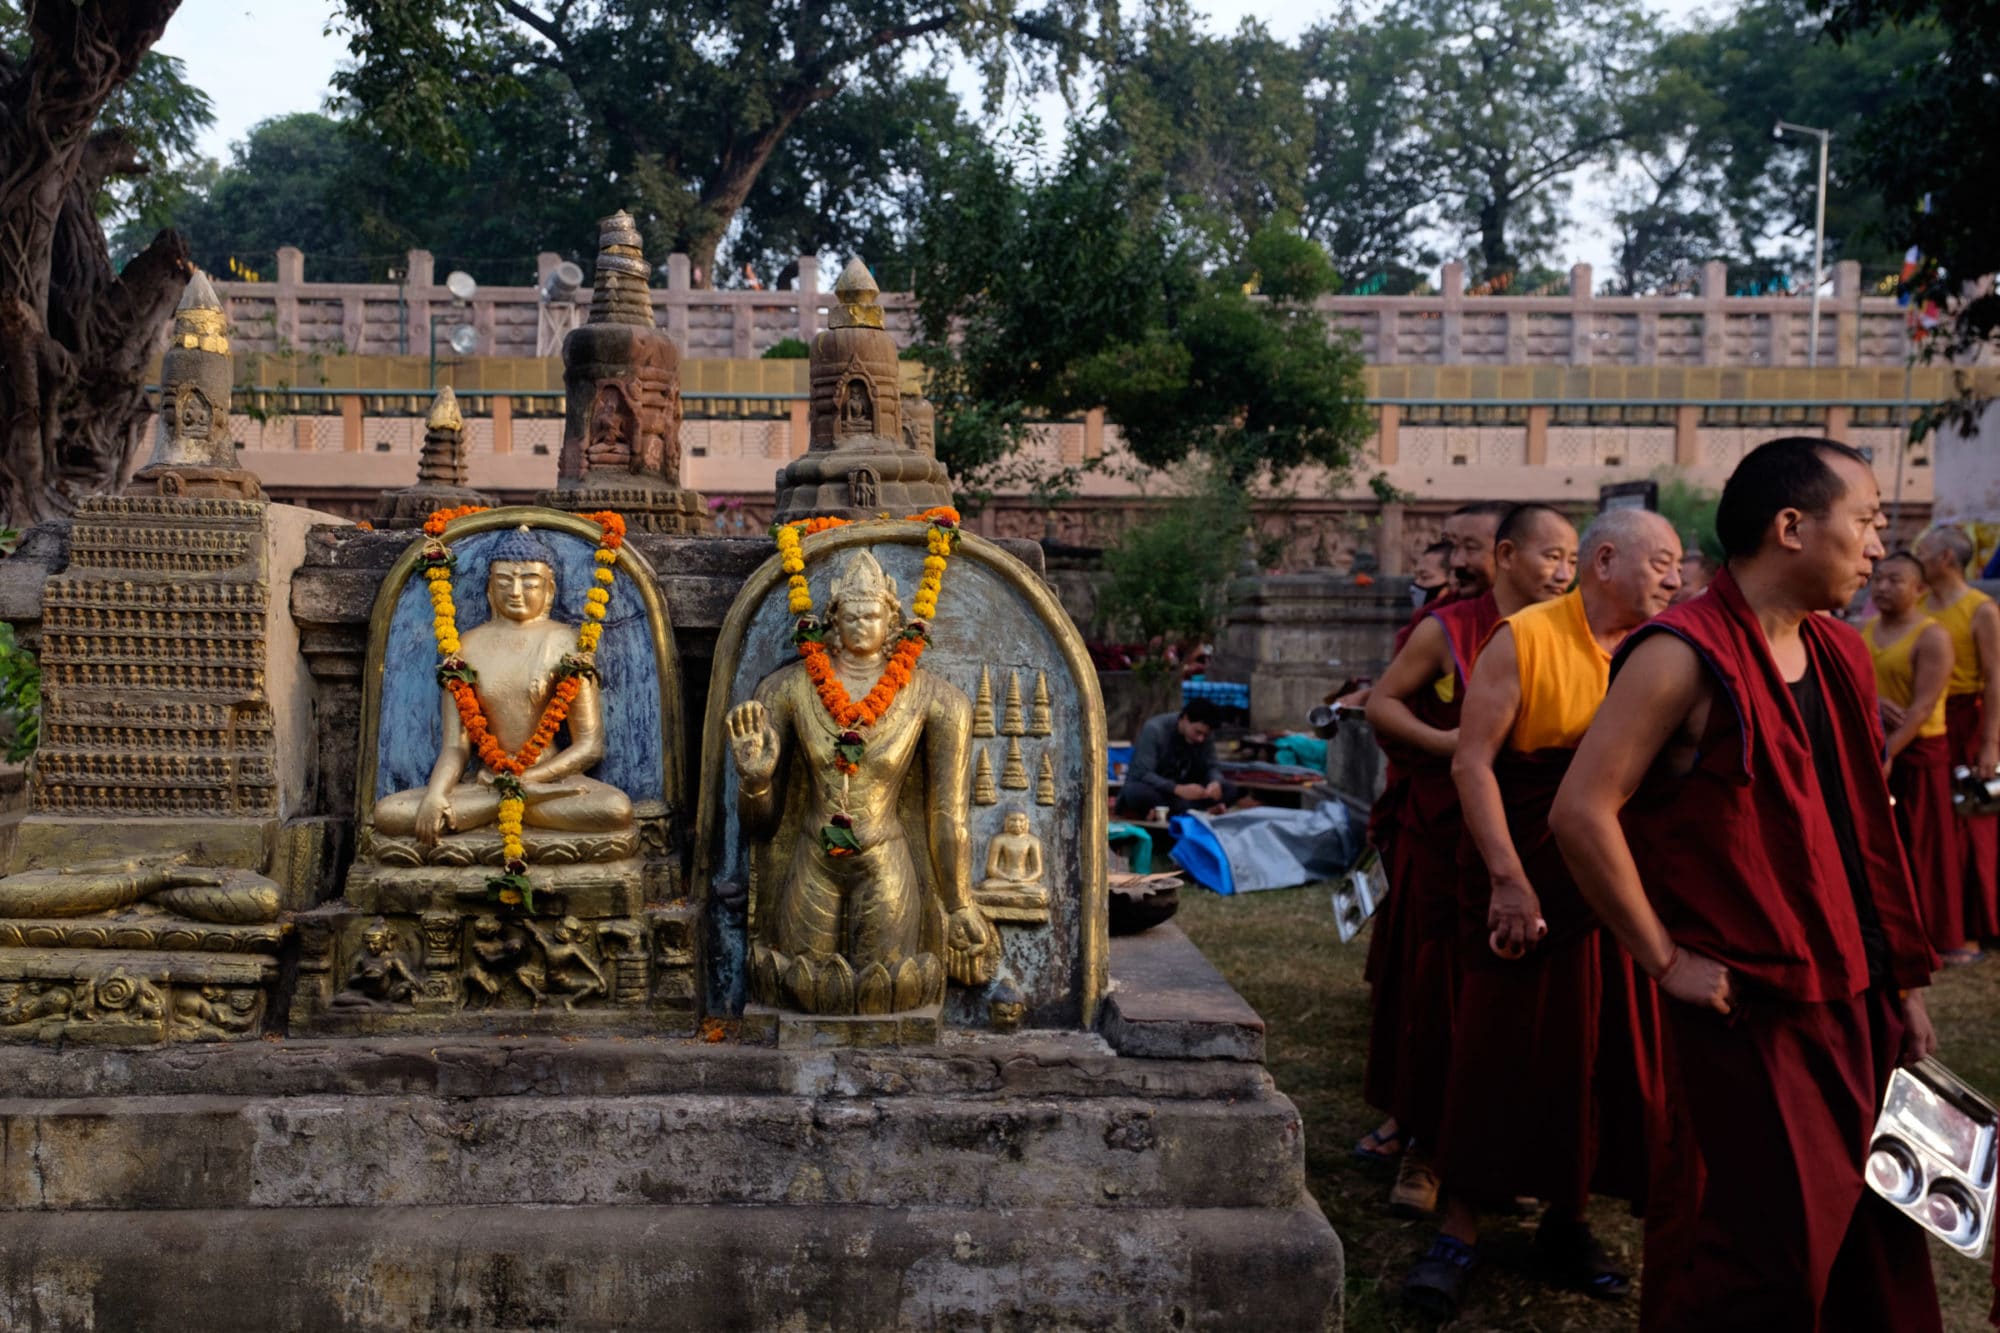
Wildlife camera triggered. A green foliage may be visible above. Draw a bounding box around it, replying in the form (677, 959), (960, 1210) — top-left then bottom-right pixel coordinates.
(910, 126), (1371, 493)
(0, 623), (37, 764)
(1611, 0), (1944, 293)
(761, 337), (810, 360)
(1097, 475), (1250, 652)
(1318, 0), (1656, 281)
(1652, 470), (1724, 561)
(1820, 0), (2000, 355)
(325, 0), (1094, 278)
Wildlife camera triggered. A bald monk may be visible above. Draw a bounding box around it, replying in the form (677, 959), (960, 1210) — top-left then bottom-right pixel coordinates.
(1354, 500), (1512, 1169)
(1551, 437), (1939, 1332)
(1362, 502), (1576, 1216)
(1864, 553), (1960, 955)
(1915, 524), (2000, 956)
(1401, 507), (1682, 1319)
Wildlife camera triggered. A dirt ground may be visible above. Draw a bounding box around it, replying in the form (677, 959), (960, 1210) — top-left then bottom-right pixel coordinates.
(1178, 884), (1996, 1332)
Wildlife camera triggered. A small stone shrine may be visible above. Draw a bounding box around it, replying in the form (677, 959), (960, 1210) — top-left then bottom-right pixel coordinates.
(372, 385), (494, 528)
(771, 257), (956, 521)
(540, 210), (708, 534)
(0, 249), (1341, 1331)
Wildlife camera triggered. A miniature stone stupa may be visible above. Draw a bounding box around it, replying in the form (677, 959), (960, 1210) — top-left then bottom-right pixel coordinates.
(372, 385), (495, 527)
(540, 210), (707, 533)
(130, 269), (261, 500)
(771, 257), (954, 522)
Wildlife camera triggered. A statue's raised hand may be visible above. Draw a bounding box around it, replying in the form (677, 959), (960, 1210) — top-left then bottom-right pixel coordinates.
(945, 905), (998, 987)
(727, 701), (779, 791)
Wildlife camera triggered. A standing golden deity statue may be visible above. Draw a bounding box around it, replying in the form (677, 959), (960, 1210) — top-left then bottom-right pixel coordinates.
(374, 526), (634, 844)
(727, 550), (996, 1014)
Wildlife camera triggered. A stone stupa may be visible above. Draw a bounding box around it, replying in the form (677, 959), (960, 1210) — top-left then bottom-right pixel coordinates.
(540, 210), (707, 533)
(372, 385), (495, 527)
(771, 258), (954, 522)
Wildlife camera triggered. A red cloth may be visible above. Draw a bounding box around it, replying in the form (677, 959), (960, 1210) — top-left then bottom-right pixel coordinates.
(1892, 734), (1964, 953)
(1617, 567), (1936, 1000)
(1438, 750), (1663, 1208)
(1362, 593), (1500, 1138)
(1650, 989), (1939, 1332)
(1946, 693), (2000, 939)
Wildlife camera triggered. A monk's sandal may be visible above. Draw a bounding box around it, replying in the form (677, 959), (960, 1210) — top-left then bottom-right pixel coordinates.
(1401, 1234), (1475, 1318)
(1388, 1150), (1440, 1217)
(1535, 1218), (1630, 1301)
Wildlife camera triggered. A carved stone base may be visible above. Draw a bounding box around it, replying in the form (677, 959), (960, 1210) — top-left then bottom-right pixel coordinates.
(974, 883), (1052, 924)
(127, 463), (264, 500)
(372, 482), (496, 530)
(539, 481), (708, 534)
(0, 944), (275, 1043)
(739, 1001), (941, 1048)
(288, 900), (697, 1036)
(746, 943), (945, 1016)
(772, 445), (954, 524)
(342, 856), (653, 917)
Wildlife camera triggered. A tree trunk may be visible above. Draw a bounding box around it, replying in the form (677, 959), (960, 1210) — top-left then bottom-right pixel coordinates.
(1477, 196), (1513, 285)
(682, 88), (828, 287)
(0, 0), (191, 529)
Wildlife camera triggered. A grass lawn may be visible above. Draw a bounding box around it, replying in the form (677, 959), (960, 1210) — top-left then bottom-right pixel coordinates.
(1178, 884), (1996, 1332)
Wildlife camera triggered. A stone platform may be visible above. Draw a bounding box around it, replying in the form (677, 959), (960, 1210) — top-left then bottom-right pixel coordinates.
(0, 925), (1341, 1331)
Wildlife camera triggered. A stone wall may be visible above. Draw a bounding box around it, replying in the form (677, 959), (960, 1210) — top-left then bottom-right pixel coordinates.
(1209, 574), (1417, 733)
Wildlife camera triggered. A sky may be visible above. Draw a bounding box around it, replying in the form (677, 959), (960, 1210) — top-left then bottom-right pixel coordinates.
(158, 0), (1726, 281)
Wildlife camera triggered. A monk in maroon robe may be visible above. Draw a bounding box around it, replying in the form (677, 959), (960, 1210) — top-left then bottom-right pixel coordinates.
(1356, 501), (1511, 1174)
(1363, 503), (1575, 1216)
(1552, 437), (1942, 1333)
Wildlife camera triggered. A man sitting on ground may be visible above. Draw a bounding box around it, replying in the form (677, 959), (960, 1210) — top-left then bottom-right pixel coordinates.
(1118, 699), (1237, 819)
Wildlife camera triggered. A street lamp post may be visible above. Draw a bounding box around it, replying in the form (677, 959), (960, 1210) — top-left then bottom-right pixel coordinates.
(1774, 120), (1832, 368)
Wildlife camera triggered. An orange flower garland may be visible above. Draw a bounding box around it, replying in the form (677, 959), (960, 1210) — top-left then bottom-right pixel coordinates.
(421, 506), (626, 908)
(769, 509), (960, 855)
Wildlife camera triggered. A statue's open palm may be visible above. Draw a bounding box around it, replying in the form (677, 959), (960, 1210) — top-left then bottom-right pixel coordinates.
(727, 701), (780, 788)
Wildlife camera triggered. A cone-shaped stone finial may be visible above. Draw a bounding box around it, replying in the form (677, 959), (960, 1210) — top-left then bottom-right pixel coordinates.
(172, 269), (228, 354)
(1030, 671), (1052, 736)
(829, 257), (885, 330)
(973, 748), (998, 805)
(1001, 736), (1029, 790)
(973, 666), (996, 737)
(1036, 751), (1057, 806)
(1001, 672), (1026, 737)
(426, 384), (463, 434)
(587, 209), (657, 327)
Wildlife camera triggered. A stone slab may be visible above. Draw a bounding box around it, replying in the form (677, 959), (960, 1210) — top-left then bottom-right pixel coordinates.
(9, 815), (275, 875)
(1100, 922), (1267, 1062)
(742, 1000), (942, 1048)
(0, 1083), (1303, 1211)
(0, 1031), (1276, 1103)
(0, 1201), (1342, 1332)
(340, 858), (651, 916)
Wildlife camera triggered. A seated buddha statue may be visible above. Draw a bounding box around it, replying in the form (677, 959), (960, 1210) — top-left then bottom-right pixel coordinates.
(373, 526), (633, 846)
(726, 550), (996, 1012)
(979, 811), (1046, 895)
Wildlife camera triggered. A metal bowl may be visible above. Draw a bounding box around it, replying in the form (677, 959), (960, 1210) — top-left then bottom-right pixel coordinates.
(1867, 1137), (1923, 1205)
(1924, 1180), (1983, 1248)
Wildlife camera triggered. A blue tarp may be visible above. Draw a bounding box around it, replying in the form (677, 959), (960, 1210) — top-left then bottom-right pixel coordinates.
(1170, 803), (1360, 895)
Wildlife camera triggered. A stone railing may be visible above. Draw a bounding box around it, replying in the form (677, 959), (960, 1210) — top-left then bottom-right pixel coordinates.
(212, 249), (1922, 368)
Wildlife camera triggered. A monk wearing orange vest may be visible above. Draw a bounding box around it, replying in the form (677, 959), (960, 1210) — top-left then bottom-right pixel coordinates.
(1915, 524), (2000, 957)
(1863, 552), (1959, 954)
(1363, 503), (1577, 1216)
(1401, 508), (1682, 1318)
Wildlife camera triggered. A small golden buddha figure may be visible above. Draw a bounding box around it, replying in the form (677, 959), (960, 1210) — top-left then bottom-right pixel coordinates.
(979, 810), (1046, 894)
(373, 526), (633, 845)
(727, 550), (996, 1012)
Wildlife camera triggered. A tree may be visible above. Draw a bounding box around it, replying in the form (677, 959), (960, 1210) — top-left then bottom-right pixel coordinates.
(1298, 6), (1447, 290)
(1609, 0), (1943, 294)
(1361, 0), (1656, 281)
(1820, 0), (1999, 355)
(0, 0), (213, 526)
(1095, 10), (1311, 259)
(908, 124), (1372, 497)
(328, 0), (1095, 285)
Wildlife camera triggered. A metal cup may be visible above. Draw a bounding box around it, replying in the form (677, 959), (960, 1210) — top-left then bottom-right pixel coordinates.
(1307, 703), (1341, 739)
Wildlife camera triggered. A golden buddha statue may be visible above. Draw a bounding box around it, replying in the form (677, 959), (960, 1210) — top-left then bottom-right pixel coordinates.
(979, 811), (1046, 894)
(727, 550), (996, 1014)
(373, 526), (633, 844)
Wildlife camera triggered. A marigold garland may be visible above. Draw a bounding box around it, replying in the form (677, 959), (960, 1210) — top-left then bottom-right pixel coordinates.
(421, 506), (627, 909)
(767, 508), (960, 855)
